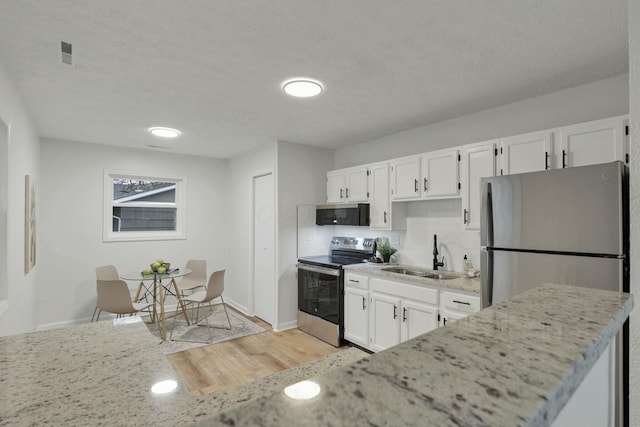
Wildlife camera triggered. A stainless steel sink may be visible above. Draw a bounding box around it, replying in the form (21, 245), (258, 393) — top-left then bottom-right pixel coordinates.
(381, 267), (458, 280)
(423, 273), (458, 280)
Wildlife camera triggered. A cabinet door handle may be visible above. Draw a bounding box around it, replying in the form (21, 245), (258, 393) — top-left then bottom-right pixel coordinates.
(340, 188), (344, 198)
(463, 209), (468, 225)
(384, 211), (388, 223)
(393, 305), (398, 319)
(402, 307), (407, 322)
(414, 179), (419, 193)
(345, 188), (349, 198)
(545, 151), (549, 170)
(453, 300), (471, 306)
(362, 296), (366, 310)
(424, 178), (428, 192)
(562, 150), (567, 168)
(349, 279), (359, 283)
(443, 317), (447, 326)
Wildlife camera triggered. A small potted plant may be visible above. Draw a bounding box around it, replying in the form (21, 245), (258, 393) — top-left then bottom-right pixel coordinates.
(377, 244), (397, 263)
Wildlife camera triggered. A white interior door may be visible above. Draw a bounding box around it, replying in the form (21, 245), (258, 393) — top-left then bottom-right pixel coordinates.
(253, 173), (275, 324)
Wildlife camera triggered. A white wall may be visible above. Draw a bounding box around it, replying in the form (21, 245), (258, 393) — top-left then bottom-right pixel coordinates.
(276, 141), (333, 330)
(332, 75), (629, 274)
(224, 143), (276, 314)
(37, 139), (228, 328)
(0, 58), (41, 336)
(627, 0), (639, 424)
(335, 74), (629, 169)
(0, 119), (7, 301)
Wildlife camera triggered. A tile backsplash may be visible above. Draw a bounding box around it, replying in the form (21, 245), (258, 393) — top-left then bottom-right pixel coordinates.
(399, 199), (480, 273)
(297, 199), (480, 273)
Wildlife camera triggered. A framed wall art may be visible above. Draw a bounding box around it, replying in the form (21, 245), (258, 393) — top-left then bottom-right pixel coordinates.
(24, 175), (36, 273)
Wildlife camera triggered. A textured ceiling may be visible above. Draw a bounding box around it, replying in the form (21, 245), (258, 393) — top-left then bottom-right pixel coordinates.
(0, 0), (629, 159)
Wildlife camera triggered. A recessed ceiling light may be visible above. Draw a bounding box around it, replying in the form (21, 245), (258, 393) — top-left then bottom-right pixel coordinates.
(149, 127), (181, 138)
(282, 79), (323, 98)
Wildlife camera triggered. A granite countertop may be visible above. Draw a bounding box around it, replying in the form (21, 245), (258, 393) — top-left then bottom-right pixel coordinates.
(200, 283), (632, 427)
(0, 317), (209, 426)
(0, 316), (366, 426)
(1, 284), (631, 427)
(344, 262), (481, 294)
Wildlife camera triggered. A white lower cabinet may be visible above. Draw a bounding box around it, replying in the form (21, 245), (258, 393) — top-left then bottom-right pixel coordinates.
(400, 299), (439, 342)
(368, 277), (439, 352)
(344, 273), (370, 348)
(370, 292), (402, 351)
(344, 273), (480, 352)
(439, 290), (480, 326)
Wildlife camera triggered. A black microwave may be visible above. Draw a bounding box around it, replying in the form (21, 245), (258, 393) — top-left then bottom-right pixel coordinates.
(316, 204), (370, 226)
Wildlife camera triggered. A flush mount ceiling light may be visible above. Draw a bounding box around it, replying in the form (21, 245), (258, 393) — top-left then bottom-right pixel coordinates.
(149, 127), (181, 138)
(282, 79), (323, 98)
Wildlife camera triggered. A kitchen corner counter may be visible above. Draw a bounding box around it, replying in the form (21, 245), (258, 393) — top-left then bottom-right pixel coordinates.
(343, 262), (481, 294)
(199, 283), (632, 427)
(0, 317), (216, 426)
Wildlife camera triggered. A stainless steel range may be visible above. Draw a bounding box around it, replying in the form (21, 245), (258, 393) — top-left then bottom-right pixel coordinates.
(296, 236), (377, 347)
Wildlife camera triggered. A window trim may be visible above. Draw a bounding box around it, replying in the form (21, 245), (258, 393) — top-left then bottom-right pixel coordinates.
(103, 170), (187, 242)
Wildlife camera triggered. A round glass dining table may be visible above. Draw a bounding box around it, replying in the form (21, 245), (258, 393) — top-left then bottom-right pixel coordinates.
(120, 268), (192, 341)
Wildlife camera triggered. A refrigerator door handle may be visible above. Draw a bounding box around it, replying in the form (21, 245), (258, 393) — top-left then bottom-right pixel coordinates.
(480, 181), (493, 247)
(480, 248), (493, 308)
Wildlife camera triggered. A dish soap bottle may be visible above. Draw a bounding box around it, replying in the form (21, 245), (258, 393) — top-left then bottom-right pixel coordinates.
(462, 255), (470, 274)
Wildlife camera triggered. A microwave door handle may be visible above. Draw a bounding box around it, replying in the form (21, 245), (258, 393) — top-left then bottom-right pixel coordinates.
(480, 182), (493, 248)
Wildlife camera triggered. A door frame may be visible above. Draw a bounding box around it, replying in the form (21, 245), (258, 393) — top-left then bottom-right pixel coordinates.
(250, 169), (276, 325)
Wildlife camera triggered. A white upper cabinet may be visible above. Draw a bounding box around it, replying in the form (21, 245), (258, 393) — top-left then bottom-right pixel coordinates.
(326, 170), (346, 203)
(557, 116), (627, 168)
(499, 131), (552, 175)
(326, 114), (628, 231)
(461, 140), (497, 231)
(345, 167), (369, 202)
(390, 155), (421, 200)
(369, 162), (391, 229)
(421, 148), (460, 198)
(390, 149), (460, 201)
(326, 165), (369, 204)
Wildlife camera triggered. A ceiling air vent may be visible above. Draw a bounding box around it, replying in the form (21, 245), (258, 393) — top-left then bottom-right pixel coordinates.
(61, 41), (72, 65)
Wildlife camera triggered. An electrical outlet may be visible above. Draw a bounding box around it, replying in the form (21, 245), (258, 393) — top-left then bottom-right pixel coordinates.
(390, 234), (400, 246)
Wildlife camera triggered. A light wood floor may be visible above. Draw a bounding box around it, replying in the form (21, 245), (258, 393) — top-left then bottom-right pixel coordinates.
(166, 306), (347, 396)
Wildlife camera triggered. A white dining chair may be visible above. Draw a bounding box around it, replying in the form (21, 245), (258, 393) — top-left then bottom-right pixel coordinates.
(169, 269), (231, 343)
(92, 279), (155, 322)
(175, 259), (207, 296)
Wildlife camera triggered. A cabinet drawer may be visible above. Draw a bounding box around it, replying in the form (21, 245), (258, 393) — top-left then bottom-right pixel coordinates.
(370, 278), (438, 305)
(441, 291), (480, 313)
(344, 273), (369, 290)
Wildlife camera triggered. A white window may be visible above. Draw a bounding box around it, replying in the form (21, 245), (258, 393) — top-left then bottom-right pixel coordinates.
(103, 171), (186, 242)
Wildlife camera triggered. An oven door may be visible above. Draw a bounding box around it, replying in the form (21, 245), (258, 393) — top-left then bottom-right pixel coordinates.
(297, 263), (341, 325)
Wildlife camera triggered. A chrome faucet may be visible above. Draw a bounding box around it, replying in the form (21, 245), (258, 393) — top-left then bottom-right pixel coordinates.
(433, 234), (445, 270)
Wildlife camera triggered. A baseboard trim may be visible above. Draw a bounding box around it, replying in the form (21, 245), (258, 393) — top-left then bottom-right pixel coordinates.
(224, 297), (251, 316)
(273, 319), (297, 332)
(36, 298), (246, 332)
(37, 317), (94, 331)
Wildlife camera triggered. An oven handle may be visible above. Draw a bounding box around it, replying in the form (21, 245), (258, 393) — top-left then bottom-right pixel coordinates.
(296, 263), (341, 277)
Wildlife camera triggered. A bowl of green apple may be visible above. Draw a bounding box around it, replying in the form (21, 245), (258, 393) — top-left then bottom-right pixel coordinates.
(144, 259), (170, 275)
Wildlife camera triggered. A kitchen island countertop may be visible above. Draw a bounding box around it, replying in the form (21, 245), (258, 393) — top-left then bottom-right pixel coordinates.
(1, 283), (631, 426)
(343, 262), (481, 294)
(198, 283), (632, 427)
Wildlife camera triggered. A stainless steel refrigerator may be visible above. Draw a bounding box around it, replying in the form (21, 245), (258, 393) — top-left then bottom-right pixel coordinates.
(480, 160), (629, 426)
